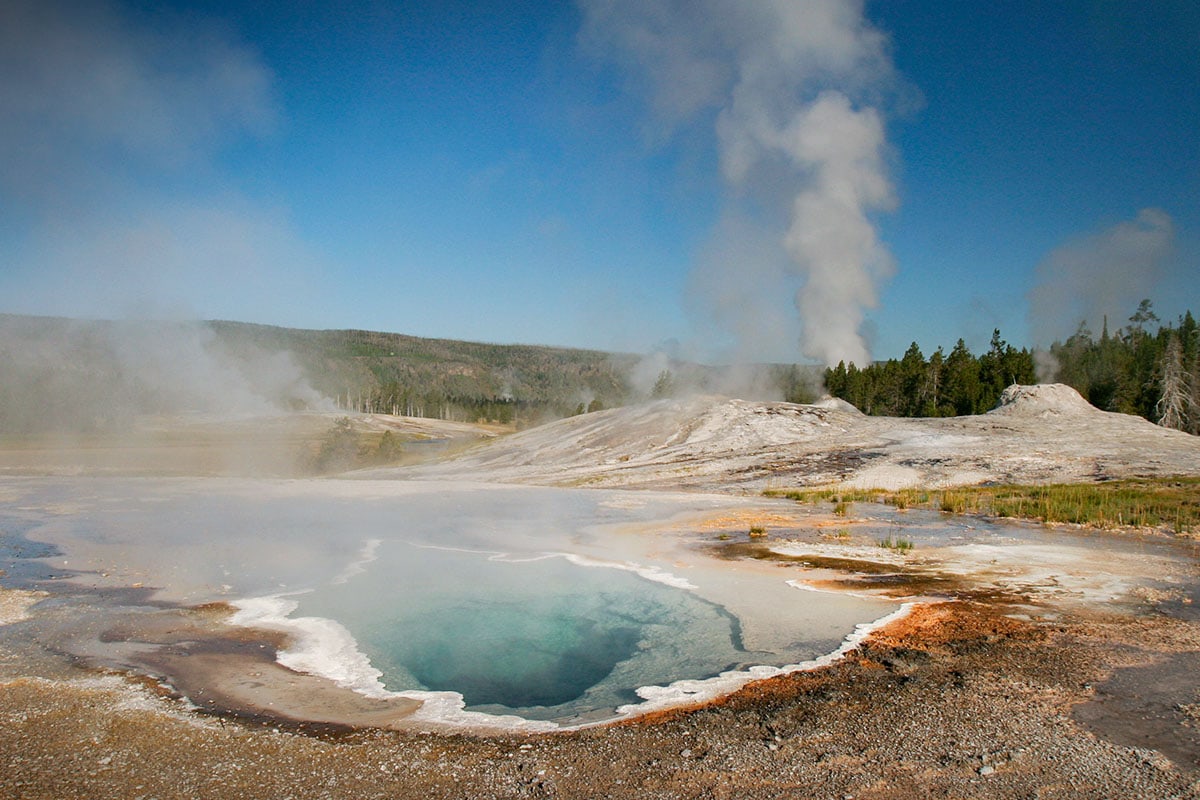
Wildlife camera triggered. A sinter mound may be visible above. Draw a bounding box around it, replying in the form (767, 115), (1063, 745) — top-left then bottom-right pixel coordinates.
(374, 384), (1199, 491)
(989, 383), (1104, 417)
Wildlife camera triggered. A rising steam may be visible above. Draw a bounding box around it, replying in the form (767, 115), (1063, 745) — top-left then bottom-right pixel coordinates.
(580, 0), (900, 366)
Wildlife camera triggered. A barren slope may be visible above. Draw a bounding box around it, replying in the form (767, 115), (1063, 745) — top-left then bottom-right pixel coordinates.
(371, 384), (1200, 490)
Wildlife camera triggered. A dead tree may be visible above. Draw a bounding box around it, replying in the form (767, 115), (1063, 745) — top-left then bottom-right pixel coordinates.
(1155, 334), (1191, 431)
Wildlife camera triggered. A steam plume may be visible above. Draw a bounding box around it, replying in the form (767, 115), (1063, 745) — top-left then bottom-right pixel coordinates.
(580, 0), (900, 366)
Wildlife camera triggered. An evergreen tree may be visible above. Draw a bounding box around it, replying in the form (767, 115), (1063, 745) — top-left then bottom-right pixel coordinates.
(942, 339), (979, 416)
(1129, 298), (1159, 335)
(844, 362), (867, 411)
(1053, 321), (1093, 396)
(978, 329), (1013, 408)
(921, 348), (945, 416)
(651, 370), (675, 399)
(899, 342), (926, 416)
(1091, 331), (1130, 411)
(825, 361), (849, 398)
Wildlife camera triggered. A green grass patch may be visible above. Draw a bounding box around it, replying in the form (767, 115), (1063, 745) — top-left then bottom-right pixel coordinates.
(768, 477), (1200, 534)
(877, 535), (914, 552)
(767, 488), (883, 505)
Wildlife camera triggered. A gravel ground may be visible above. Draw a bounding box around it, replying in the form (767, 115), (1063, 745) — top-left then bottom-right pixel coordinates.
(3, 599), (1199, 799)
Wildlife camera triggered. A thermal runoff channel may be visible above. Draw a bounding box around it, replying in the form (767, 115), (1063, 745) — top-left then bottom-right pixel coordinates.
(4, 478), (896, 728)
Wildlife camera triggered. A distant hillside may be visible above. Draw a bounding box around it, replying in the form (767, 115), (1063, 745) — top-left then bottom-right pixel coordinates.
(208, 320), (640, 425)
(0, 315), (818, 433)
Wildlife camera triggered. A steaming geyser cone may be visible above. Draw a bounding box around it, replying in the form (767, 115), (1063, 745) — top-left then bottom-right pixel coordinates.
(369, 387), (1200, 491)
(812, 395), (864, 414)
(990, 383), (1100, 417)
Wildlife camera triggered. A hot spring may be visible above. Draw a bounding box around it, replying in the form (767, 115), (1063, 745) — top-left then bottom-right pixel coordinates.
(0, 477), (899, 729)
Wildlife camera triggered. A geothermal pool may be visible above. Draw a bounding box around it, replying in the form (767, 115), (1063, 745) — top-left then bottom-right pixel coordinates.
(0, 477), (901, 729)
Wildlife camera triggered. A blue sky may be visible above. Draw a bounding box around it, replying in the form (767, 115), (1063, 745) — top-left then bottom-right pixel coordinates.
(1, 0), (1196, 363)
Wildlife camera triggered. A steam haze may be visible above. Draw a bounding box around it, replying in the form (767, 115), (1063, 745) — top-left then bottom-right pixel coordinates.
(0, 316), (330, 435)
(0, 0), (325, 322)
(580, 0), (901, 367)
(1028, 208), (1176, 347)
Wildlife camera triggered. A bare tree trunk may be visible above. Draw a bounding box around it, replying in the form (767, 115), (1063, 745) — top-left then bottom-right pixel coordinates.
(1189, 345), (1200, 435)
(1156, 335), (1190, 431)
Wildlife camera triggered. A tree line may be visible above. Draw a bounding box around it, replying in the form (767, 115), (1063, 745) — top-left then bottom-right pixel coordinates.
(825, 329), (1037, 417)
(1048, 301), (1197, 433)
(823, 300), (1198, 433)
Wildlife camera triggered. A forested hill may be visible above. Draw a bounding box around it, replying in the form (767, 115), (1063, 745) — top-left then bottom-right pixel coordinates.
(204, 322), (818, 423)
(14, 307), (1189, 437)
(0, 315), (640, 432)
(0, 315), (812, 433)
(824, 301), (1198, 434)
(209, 320), (640, 424)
